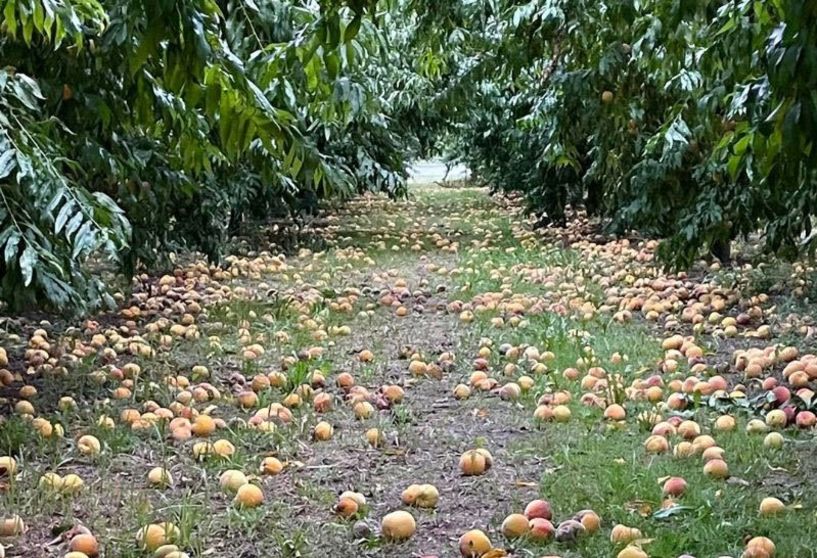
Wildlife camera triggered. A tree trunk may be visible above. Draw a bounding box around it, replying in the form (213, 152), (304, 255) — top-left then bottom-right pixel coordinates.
(711, 238), (731, 263)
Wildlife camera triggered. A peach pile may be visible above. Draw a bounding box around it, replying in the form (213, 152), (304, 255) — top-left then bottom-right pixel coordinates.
(0, 188), (813, 558)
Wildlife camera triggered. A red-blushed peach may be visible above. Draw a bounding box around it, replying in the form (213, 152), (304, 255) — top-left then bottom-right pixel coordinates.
(524, 499), (553, 520)
(662, 477), (687, 497)
(528, 517), (555, 541)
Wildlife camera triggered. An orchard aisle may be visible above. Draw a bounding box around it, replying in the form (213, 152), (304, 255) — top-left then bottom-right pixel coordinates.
(1, 185), (816, 558)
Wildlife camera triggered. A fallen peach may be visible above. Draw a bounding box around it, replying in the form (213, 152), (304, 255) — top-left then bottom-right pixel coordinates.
(524, 499), (553, 520)
(459, 449), (491, 476)
(381, 510), (416, 541)
(746, 536), (775, 556)
(313, 421), (333, 441)
(69, 533), (99, 557)
(703, 459), (729, 479)
(0, 456), (17, 477)
(501, 513), (529, 539)
(574, 509), (600, 533)
(148, 467), (172, 488)
(528, 517), (555, 541)
(136, 522), (179, 551)
(0, 515), (24, 537)
(334, 497), (359, 518)
(759, 497), (785, 516)
(458, 529), (492, 557)
(219, 469), (248, 493)
(617, 546), (648, 558)
(260, 456), (283, 475)
(662, 477), (687, 497)
(77, 435), (101, 456)
(610, 524), (642, 544)
(234, 483), (264, 508)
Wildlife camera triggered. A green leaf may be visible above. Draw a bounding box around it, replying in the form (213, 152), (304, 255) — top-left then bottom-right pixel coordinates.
(0, 149), (16, 179)
(3, 231), (21, 264)
(3, 0), (17, 37)
(344, 16), (362, 42)
(20, 243), (38, 286)
(55, 200), (76, 234)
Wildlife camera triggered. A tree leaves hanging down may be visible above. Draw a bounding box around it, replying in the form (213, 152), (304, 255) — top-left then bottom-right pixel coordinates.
(409, 0), (817, 268)
(1, 3), (130, 312)
(0, 0), (421, 313)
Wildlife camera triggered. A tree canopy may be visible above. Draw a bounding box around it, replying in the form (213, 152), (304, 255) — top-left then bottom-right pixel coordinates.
(2, 0), (816, 313)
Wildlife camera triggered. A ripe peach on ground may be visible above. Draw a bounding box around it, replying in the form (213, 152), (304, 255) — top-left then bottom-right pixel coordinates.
(381, 511), (416, 541)
(573, 509), (600, 533)
(703, 459), (729, 479)
(604, 404), (626, 421)
(759, 497), (785, 516)
(501, 513), (529, 538)
(662, 477), (687, 497)
(191, 415), (216, 436)
(69, 534), (99, 557)
(148, 467), (172, 487)
(219, 469), (248, 493)
(234, 483), (264, 508)
(610, 524), (642, 544)
(334, 497), (359, 518)
(524, 499), (553, 520)
(459, 449), (491, 476)
(714, 415), (736, 432)
(77, 435), (101, 456)
(0, 456), (17, 477)
(260, 456), (283, 475)
(528, 517), (555, 541)
(644, 435), (670, 454)
(618, 546), (648, 558)
(553, 405), (571, 422)
(763, 432), (784, 449)
(137, 522), (179, 551)
(458, 529), (492, 557)
(745, 536), (775, 556)
(796, 411), (816, 428)
(313, 421), (333, 441)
